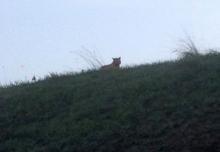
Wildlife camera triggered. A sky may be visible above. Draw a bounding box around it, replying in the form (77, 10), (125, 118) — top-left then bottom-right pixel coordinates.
(1, 0), (220, 84)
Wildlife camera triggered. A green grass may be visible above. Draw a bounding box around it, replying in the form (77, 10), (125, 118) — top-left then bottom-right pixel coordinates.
(0, 52), (219, 152)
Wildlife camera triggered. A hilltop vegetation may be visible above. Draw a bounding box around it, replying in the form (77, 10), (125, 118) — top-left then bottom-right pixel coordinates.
(0, 52), (219, 152)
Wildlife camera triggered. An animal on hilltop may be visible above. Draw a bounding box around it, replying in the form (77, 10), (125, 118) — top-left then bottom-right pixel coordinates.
(101, 57), (121, 69)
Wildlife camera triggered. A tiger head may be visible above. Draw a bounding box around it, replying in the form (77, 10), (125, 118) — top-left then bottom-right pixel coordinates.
(112, 57), (121, 67)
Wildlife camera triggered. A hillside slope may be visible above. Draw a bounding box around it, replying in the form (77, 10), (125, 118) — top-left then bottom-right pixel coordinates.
(0, 53), (219, 152)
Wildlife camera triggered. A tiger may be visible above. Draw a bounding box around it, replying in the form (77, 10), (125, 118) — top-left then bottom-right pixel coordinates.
(101, 57), (121, 70)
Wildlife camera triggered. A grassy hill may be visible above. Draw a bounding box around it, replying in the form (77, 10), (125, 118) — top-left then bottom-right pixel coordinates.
(0, 52), (219, 152)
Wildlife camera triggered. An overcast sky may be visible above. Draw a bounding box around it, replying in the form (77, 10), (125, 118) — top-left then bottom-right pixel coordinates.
(1, 0), (220, 84)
